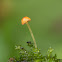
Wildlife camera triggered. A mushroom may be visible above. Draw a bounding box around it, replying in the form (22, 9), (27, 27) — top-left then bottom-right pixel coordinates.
(21, 16), (37, 48)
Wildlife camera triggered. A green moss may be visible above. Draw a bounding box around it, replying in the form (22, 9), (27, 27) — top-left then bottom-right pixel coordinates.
(8, 41), (61, 62)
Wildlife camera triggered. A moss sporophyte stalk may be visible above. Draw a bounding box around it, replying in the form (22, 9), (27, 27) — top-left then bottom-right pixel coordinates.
(8, 17), (61, 62)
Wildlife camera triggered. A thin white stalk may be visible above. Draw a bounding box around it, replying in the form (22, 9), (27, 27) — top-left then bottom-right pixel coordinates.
(26, 22), (37, 48)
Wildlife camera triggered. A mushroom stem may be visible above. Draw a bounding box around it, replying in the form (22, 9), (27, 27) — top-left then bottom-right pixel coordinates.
(26, 22), (37, 48)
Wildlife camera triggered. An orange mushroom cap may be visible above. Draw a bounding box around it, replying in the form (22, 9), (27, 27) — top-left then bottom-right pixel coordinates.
(21, 16), (31, 25)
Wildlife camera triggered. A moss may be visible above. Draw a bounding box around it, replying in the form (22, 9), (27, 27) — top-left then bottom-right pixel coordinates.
(8, 41), (61, 62)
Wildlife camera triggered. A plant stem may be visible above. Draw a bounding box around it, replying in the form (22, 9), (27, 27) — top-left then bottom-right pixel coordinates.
(26, 22), (37, 48)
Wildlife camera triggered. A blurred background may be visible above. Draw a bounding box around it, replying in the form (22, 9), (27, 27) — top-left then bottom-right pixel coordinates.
(0, 0), (62, 62)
